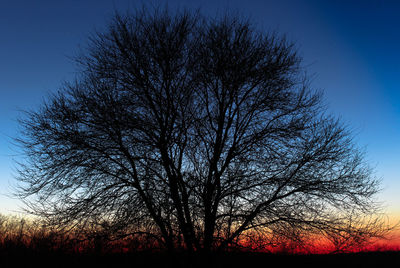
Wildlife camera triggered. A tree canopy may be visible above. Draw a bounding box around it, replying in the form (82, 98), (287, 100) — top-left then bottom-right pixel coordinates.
(16, 8), (386, 253)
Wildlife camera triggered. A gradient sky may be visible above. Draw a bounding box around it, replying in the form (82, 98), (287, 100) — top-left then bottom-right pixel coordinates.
(0, 0), (399, 228)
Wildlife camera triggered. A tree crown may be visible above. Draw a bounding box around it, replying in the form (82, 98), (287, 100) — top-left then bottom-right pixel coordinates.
(16, 7), (384, 253)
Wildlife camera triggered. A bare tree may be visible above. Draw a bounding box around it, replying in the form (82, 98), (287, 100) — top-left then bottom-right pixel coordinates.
(16, 7), (385, 254)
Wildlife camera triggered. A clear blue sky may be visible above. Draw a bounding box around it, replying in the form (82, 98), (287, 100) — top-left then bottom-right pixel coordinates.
(1, 0), (399, 218)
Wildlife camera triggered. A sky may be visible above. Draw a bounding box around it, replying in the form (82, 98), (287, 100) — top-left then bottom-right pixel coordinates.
(0, 0), (399, 232)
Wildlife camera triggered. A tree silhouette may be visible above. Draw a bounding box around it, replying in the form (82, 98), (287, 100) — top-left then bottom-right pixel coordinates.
(16, 7), (385, 254)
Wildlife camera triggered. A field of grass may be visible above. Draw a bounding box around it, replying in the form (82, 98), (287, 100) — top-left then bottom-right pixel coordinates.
(1, 250), (400, 267)
(1, 214), (399, 267)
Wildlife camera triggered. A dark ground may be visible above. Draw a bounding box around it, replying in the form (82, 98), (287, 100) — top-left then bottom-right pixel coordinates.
(1, 251), (399, 268)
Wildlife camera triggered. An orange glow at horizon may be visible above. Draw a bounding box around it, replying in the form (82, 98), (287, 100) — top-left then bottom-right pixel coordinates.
(1, 212), (400, 254)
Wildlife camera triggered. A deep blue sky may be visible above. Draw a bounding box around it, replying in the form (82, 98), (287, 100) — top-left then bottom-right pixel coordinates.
(0, 0), (399, 218)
